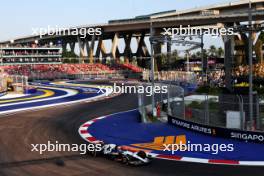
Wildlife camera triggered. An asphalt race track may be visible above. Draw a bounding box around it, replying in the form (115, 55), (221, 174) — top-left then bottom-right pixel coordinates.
(0, 83), (263, 176)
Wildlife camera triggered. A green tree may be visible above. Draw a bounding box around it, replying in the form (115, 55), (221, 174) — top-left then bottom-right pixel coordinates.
(208, 45), (217, 57)
(196, 51), (201, 58)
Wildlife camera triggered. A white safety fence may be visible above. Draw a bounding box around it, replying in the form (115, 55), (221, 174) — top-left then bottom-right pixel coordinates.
(142, 70), (197, 84)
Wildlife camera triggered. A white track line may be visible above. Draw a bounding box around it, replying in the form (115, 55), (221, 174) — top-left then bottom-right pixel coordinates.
(0, 86), (77, 108)
(0, 87), (114, 116)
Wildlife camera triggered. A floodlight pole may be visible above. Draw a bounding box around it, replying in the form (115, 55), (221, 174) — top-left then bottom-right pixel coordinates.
(150, 20), (156, 116)
(248, 0), (254, 130)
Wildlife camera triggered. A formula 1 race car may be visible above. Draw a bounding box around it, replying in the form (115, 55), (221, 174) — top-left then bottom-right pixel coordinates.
(101, 144), (152, 166)
(119, 150), (152, 166)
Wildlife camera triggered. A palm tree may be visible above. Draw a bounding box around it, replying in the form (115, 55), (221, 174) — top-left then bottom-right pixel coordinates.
(196, 51), (201, 58)
(208, 45), (217, 57)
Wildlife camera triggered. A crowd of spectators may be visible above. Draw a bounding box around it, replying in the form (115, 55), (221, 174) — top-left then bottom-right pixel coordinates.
(207, 70), (225, 87)
(199, 64), (264, 87)
(5, 62), (261, 87)
(0, 63), (144, 80)
(0, 64), (115, 79)
(142, 70), (197, 84)
(234, 64), (264, 78)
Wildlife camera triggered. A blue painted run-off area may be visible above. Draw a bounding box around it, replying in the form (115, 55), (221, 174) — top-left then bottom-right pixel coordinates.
(88, 110), (264, 161)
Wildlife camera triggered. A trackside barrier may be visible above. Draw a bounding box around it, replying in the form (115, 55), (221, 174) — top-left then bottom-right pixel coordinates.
(168, 115), (264, 144)
(142, 70), (197, 85)
(138, 83), (264, 144)
(28, 71), (143, 81)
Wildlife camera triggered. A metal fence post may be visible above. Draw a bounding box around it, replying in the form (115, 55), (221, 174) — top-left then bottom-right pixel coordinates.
(182, 91), (185, 120)
(167, 84), (171, 115)
(237, 95), (245, 130)
(204, 94), (209, 125)
(256, 94), (260, 130)
(138, 89), (147, 123)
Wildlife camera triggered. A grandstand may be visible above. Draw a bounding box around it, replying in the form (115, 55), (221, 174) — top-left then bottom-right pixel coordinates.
(0, 44), (145, 80)
(0, 62), (145, 80)
(118, 63), (143, 73)
(0, 64), (114, 79)
(0, 46), (62, 64)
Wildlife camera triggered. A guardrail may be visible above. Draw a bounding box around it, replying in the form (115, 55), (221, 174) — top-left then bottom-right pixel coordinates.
(28, 71), (142, 81)
(168, 115), (264, 144)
